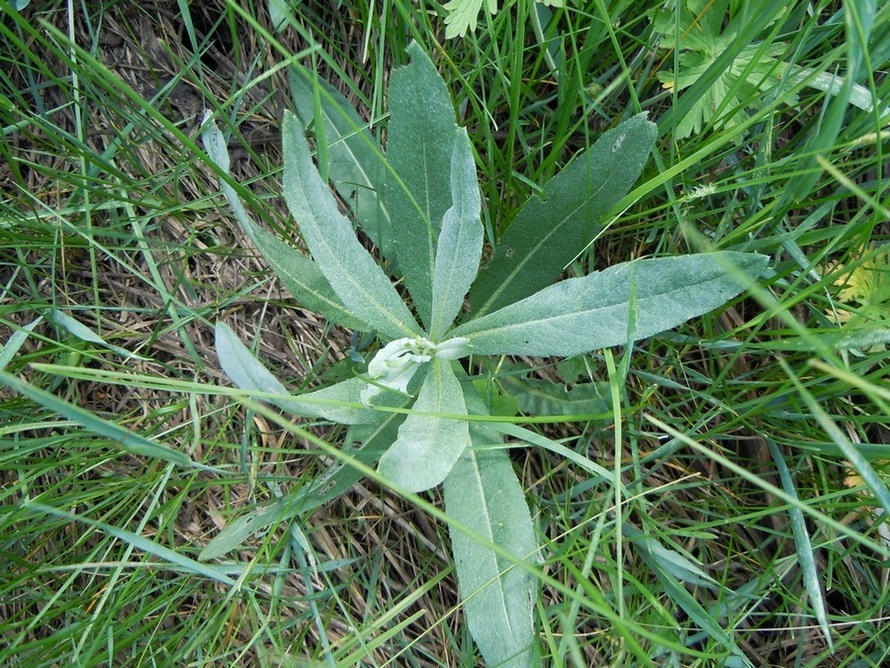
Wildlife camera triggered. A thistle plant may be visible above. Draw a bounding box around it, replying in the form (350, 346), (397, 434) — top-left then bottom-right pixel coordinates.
(202, 43), (767, 667)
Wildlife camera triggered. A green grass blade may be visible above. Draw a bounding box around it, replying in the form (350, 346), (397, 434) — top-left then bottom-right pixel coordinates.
(200, 411), (402, 561)
(24, 502), (240, 588)
(780, 358), (890, 517)
(0, 370), (194, 468)
(0, 317), (41, 369)
(767, 439), (832, 647)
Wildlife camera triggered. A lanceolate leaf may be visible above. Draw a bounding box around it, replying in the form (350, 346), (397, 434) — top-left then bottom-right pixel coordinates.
(450, 252), (768, 356)
(242, 225), (368, 330)
(377, 358), (470, 493)
(202, 115), (363, 329)
(429, 128), (483, 340)
(289, 68), (394, 261)
(468, 113), (657, 317)
(282, 111), (421, 340)
(444, 420), (538, 667)
(215, 321), (380, 425)
(385, 42), (460, 329)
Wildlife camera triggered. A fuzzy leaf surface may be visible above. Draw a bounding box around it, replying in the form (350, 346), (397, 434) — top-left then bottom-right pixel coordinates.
(202, 115), (363, 329)
(429, 128), (483, 339)
(377, 358), (469, 492)
(385, 42), (459, 329)
(444, 419), (538, 667)
(451, 252), (768, 356)
(289, 68), (393, 260)
(215, 321), (380, 424)
(282, 111), (421, 340)
(469, 113), (657, 317)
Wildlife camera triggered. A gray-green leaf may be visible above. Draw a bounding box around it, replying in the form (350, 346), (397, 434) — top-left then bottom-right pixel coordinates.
(377, 358), (470, 492)
(429, 128), (483, 340)
(289, 68), (394, 261)
(450, 252), (768, 356)
(282, 111), (421, 340)
(215, 321), (379, 424)
(469, 113), (657, 317)
(384, 41), (459, 329)
(201, 115), (364, 329)
(444, 426), (538, 667)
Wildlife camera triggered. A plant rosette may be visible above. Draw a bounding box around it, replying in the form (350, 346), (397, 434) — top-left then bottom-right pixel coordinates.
(202, 42), (767, 667)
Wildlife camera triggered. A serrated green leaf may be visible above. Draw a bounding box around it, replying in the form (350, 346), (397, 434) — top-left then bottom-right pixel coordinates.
(289, 68), (394, 260)
(215, 321), (380, 424)
(430, 128), (483, 340)
(377, 358), (469, 492)
(469, 113), (657, 317)
(656, 1), (787, 138)
(384, 42), (459, 329)
(201, 115), (364, 329)
(282, 111), (421, 341)
(444, 427), (538, 667)
(451, 252), (768, 356)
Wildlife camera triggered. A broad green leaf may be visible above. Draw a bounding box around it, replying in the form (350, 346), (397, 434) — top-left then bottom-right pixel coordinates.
(385, 42), (459, 329)
(282, 111), (421, 341)
(444, 424), (538, 667)
(289, 68), (394, 260)
(241, 225), (367, 330)
(469, 113), (657, 317)
(268, 0), (290, 31)
(201, 115), (364, 329)
(451, 252), (768, 356)
(377, 358), (470, 492)
(215, 321), (381, 424)
(429, 128), (483, 340)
